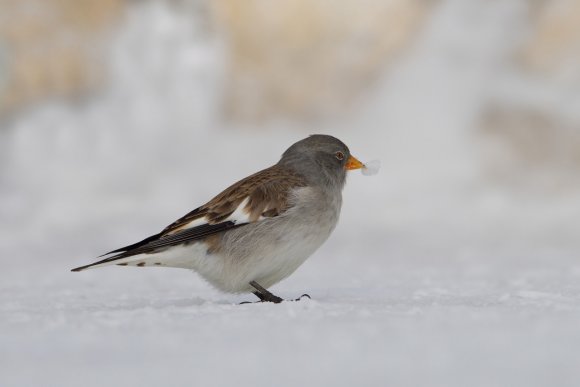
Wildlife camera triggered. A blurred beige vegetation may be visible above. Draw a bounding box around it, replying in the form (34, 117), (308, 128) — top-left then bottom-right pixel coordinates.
(0, 0), (433, 120)
(1, 0), (580, 191)
(481, 0), (580, 190)
(0, 0), (123, 115)
(211, 0), (432, 121)
(2, 0), (579, 119)
(481, 107), (580, 192)
(521, 0), (580, 76)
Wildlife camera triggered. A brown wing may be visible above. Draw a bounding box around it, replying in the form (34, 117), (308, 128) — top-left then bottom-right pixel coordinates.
(162, 164), (307, 234)
(71, 165), (306, 271)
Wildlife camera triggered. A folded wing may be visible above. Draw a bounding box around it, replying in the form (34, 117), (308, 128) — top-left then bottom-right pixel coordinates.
(71, 165), (306, 271)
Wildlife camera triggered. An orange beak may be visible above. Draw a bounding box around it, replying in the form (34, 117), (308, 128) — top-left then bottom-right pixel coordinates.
(345, 155), (364, 170)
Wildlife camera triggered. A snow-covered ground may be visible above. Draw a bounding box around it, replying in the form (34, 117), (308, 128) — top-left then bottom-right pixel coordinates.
(2, 1), (580, 386)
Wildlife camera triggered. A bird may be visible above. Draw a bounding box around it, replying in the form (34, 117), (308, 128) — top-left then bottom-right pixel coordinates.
(71, 134), (365, 303)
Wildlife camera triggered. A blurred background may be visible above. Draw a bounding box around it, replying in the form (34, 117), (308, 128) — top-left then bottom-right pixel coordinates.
(2, 0), (579, 270)
(2, 1), (580, 386)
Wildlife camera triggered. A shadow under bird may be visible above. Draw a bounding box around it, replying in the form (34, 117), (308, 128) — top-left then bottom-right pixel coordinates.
(72, 135), (365, 303)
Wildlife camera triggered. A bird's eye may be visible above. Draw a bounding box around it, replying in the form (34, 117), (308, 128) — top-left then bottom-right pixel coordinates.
(335, 151), (345, 161)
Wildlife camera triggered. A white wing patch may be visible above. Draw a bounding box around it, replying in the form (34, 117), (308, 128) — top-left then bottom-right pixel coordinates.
(227, 198), (252, 224)
(169, 198), (253, 234)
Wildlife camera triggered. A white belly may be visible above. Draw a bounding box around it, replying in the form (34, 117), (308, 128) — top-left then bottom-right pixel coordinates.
(194, 187), (342, 293)
(124, 187), (342, 294)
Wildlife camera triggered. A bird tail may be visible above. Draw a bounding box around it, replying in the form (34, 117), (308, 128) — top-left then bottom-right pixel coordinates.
(71, 243), (203, 272)
(71, 253), (150, 272)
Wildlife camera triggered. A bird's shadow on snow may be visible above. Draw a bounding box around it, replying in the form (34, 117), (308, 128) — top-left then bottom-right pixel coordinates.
(89, 296), (231, 311)
(76, 293), (323, 313)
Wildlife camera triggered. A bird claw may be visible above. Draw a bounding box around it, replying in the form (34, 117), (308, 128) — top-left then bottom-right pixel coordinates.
(239, 293), (311, 304)
(239, 281), (312, 304)
(295, 293), (311, 301)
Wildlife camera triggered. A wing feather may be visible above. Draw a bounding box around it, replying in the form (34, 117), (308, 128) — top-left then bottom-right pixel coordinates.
(71, 165), (306, 272)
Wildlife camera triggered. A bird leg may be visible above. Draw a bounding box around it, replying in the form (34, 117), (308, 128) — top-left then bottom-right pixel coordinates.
(239, 281), (311, 304)
(249, 281), (284, 303)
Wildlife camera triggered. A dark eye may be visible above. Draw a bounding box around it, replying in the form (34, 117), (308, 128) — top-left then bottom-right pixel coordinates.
(335, 151), (345, 161)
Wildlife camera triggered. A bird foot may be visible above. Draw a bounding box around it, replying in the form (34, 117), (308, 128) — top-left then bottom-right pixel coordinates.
(294, 293), (311, 301)
(238, 281), (311, 304)
(239, 294), (311, 304)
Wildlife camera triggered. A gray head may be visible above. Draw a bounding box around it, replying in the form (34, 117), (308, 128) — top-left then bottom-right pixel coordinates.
(278, 134), (363, 189)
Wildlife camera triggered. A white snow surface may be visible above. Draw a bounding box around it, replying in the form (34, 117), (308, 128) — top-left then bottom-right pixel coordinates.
(2, 1), (580, 386)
